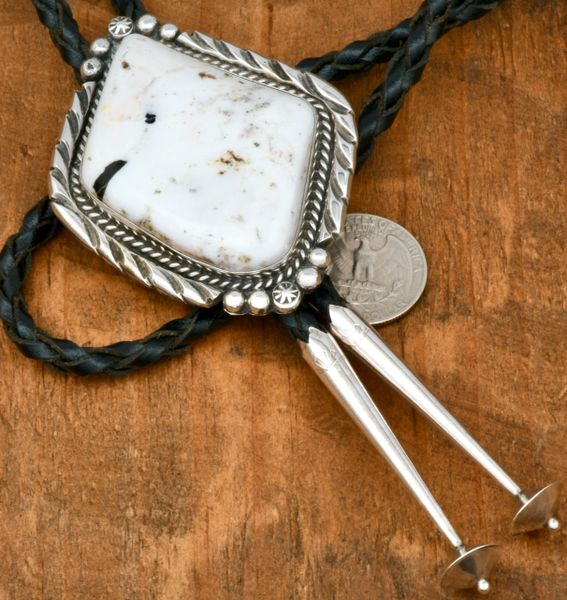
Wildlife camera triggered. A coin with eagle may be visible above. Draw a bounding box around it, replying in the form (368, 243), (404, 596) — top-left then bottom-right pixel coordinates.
(329, 214), (428, 325)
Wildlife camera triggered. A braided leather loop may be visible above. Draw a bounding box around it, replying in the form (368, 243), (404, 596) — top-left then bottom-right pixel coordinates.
(31, 0), (90, 79)
(356, 0), (502, 163)
(0, 198), (229, 375)
(298, 0), (502, 81)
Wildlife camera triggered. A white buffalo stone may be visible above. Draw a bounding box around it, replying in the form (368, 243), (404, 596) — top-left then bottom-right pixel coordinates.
(81, 34), (316, 273)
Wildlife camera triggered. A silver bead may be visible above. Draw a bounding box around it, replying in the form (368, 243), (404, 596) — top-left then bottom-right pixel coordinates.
(272, 281), (302, 314)
(137, 14), (158, 35)
(248, 291), (270, 316)
(108, 16), (134, 39)
(90, 38), (111, 57)
(309, 247), (330, 269)
(223, 290), (245, 314)
(80, 57), (103, 81)
(160, 23), (179, 41)
(297, 267), (322, 290)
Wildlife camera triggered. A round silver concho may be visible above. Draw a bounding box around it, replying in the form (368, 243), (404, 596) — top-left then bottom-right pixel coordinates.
(108, 16), (135, 39)
(272, 282), (302, 314)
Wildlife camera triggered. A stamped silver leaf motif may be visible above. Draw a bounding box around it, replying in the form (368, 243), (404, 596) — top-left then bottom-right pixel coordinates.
(313, 347), (341, 373)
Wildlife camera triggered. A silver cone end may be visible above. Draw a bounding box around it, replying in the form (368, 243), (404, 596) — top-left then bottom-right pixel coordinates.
(512, 481), (563, 534)
(441, 544), (499, 593)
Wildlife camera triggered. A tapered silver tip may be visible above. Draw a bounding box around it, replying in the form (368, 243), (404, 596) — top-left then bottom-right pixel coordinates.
(477, 578), (491, 594)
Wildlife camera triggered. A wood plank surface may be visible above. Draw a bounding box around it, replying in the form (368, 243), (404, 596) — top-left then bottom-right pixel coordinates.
(0, 1), (565, 598)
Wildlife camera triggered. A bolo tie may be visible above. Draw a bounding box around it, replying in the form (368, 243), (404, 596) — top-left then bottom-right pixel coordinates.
(0, 1), (562, 593)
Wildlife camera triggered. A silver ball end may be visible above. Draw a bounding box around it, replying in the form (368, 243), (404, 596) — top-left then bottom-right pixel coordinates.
(90, 38), (111, 57)
(223, 291), (245, 315)
(547, 517), (560, 531)
(477, 579), (490, 594)
(296, 266), (322, 290)
(80, 57), (103, 81)
(160, 23), (179, 41)
(248, 290), (270, 316)
(308, 247), (330, 269)
(137, 14), (158, 35)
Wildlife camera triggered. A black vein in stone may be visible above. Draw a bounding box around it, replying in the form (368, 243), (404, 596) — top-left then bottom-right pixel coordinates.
(93, 160), (127, 200)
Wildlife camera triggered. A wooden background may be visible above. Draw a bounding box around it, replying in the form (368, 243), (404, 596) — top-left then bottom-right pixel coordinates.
(0, 1), (565, 598)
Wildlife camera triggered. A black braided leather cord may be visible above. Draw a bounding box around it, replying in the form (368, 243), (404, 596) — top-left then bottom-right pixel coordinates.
(276, 306), (327, 344)
(355, 0), (502, 164)
(306, 277), (348, 323)
(0, 0), (503, 374)
(0, 198), (229, 375)
(111, 0), (146, 20)
(31, 0), (90, 79)
(31, 1), (147, 79)
(297, 0), (502, 81)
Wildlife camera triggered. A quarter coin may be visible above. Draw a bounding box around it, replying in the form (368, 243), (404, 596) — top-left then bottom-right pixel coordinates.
(329, 214), (428, 325)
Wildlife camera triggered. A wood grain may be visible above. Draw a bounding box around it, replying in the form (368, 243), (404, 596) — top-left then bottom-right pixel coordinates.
(0, 1), (565, 598)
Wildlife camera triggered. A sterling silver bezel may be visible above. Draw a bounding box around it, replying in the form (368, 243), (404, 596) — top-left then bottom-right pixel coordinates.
(49, 16), (358, 313)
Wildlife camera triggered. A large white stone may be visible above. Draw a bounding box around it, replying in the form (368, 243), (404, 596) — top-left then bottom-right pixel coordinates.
(81, 34), (317, 273)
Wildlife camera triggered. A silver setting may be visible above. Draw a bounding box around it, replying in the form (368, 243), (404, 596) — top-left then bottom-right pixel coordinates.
(299, 327), (499, 593)
(108, 16), (134, 39)
(137, 14), (158, 35)
(160, 23), (179, 41)
(297, 266), (322, 290)
(90, 38), (111, 57)
(248, 291), (270, 315)
(50, 17), (358, 313)
(80, 57), (103, 81)
(272, 281), (302, 314)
